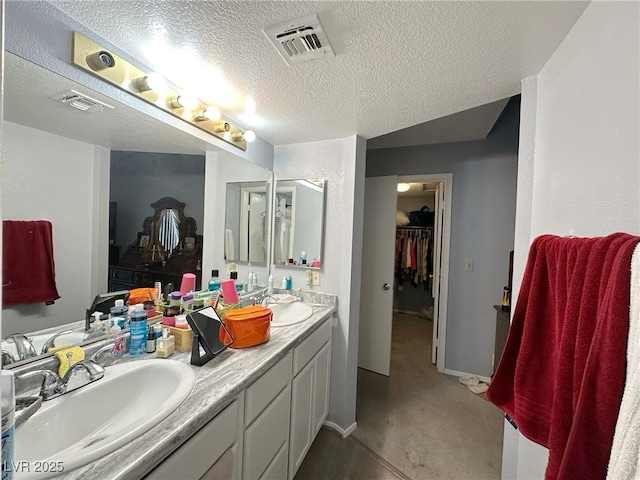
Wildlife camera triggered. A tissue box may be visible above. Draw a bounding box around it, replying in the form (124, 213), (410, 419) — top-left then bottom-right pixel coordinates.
(169, 327), (194, 352)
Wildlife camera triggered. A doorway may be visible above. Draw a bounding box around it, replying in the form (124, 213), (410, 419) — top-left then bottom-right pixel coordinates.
(358, 173), (452, 375)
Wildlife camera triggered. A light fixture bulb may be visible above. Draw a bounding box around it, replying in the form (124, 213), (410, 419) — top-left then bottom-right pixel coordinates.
(213, 121), (230, 133)
(193, 107), (221, 122)
(135, 73), (167, 92)
(397, 183), (411, 193)
(232, 130), (256, 143)
(170, 94), (198, 110)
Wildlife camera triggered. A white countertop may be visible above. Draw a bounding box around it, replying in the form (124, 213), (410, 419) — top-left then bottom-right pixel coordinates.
(57, 304), (335, 480)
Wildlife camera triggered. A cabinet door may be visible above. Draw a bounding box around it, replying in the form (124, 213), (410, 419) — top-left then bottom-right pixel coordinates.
(145, 400), (239, 480)
(288, 360), (314, 480)
(312, 342), (331, 436)
(244, 386), (291, 480)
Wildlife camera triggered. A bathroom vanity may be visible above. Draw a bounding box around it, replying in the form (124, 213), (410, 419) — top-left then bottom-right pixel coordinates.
(45, 302), (335, 480)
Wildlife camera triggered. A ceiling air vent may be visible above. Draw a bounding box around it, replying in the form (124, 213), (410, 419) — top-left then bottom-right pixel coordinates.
(56, 90), (114, 113)
(264, 14), (334, 66)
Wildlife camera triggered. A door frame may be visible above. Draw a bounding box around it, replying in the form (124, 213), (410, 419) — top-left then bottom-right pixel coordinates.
(398, 173), (452, 373)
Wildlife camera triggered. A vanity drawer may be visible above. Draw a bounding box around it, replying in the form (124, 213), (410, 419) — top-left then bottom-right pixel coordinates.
(245, 352), (292, 425)
(145, 399), (240, 480)
(243, 385), (291, 480)
(293, 320), (331, 376)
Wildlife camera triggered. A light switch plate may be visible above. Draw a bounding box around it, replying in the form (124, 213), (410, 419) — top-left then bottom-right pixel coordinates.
(465, 259), (474, 272)
(311, 270), (321, 286)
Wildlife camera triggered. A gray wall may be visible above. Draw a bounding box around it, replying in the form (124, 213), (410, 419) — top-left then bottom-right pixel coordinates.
(366, 98), (519, 376)
(110, 151), (205, 255)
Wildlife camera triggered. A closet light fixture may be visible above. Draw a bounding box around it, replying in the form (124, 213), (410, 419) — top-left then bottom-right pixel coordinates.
(193, 107), (221, 122)
(232, 130), (256, 143)
(72, 31), (253, 151)
(397, 183), (411, 193)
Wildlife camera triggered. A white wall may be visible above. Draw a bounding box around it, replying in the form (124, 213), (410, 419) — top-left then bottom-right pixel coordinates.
(508, 2), (640, 477)
(110, 151), (205, 256)
(367, 99), (520, 377)
(274, 135), (366, 431)
(2, 121), (109, 334)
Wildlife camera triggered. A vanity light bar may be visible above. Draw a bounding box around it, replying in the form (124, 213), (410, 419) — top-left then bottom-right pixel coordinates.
(71, 31), (250, 151)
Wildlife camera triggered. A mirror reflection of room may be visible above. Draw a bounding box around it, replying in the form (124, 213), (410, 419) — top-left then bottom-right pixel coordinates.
(224, 181), (268, 265)
(273, 179), (324, 268)
(109, 151), (205, 292)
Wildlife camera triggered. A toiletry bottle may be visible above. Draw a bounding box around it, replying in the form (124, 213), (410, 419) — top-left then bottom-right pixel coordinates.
(183, 293), (194, 311)
(286, 276), (293, 290)
(267, 266), (274, 294)
(174, 314), (189, 329)
(146, 331), (156, 354)
(220, 278), (239, 305)
(208, 269), (221, 291)
(129, 304), (148, 356)
(110, 299), (128, 331)
(282, 276), (288, 289)
(170, 291), (182, 307)
(156, 327), (175, 358)
(300, 251), (307, 265)
(153, 323), (162, 340)
(252, 272), (258, 289)
(230, 271), (243, 293)
(246, 263), (254, 292)
(2, 370), (15, 480)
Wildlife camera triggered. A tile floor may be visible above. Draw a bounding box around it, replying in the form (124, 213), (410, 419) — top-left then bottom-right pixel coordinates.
(297, 312), (504, 480)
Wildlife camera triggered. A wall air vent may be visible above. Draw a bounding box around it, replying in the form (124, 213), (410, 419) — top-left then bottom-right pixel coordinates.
(56, 89), (114, 113)
(264, 14), (335, 66)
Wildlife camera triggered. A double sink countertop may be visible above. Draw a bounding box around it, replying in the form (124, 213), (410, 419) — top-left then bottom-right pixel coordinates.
(40, 301), (335, 480)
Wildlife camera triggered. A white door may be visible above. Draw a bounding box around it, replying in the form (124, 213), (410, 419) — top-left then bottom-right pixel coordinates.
(358, 176), (398, 376)
(431, 182), (446, 365)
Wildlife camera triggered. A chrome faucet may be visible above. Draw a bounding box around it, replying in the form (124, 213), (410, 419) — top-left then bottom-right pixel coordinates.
(17, 360), (105, 401)
(4, 334), (37, 361)
(255, 293), (278, 306)
(90, 342), (115, 365)
(40, 330), (73, 355)
(1, 350), (16, 366)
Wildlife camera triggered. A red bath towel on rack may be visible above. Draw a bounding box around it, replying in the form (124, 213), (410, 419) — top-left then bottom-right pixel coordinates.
(2, 220), (60, 306)
(486, 232), (640, 480)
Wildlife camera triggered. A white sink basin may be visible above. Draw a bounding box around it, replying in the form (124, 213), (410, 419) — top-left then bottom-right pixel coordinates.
(268, 302), (314, 327)
(15, 359), (196, 479)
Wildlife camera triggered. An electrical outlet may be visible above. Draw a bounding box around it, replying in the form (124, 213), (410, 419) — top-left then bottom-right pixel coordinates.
(311, 270), (321, 286)
(465, 259), (474, 272)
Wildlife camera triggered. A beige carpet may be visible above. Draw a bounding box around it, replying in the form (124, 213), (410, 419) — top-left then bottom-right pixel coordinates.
(353, 312), (504, 480)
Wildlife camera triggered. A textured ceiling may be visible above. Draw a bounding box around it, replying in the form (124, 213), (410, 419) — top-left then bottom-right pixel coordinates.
(49, 0), (589, 147)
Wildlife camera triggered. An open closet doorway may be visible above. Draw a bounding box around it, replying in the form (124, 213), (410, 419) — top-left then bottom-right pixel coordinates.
(358, 173), (452, 375)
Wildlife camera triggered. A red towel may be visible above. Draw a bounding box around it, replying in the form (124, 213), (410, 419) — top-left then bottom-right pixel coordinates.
(487, 233), (640, 480)
(2, 220), (60, 306)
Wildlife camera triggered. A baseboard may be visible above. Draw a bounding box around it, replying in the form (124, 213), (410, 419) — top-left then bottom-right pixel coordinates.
(444, 368), (492, 384)
(323, 420), (357, 438)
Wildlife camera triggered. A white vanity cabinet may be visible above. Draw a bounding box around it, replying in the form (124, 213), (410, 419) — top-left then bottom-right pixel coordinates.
(143, 317), (332, 480)
(288, 321), (332, 479)
(145, 396), (244, 480)
(243, 352), (292, 480)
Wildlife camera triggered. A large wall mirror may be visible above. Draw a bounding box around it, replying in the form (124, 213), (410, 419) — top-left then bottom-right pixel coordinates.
(273, 179), (325, 269)
(225, 181), (270, 265)
(1, 51), (272, 368)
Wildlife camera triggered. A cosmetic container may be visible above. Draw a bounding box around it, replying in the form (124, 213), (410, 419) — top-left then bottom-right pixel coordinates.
(129, 304), (148, 356)
(156, 327), (175, 358)
(146, 331), (156, 353)
(208, 269), (221, 291)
